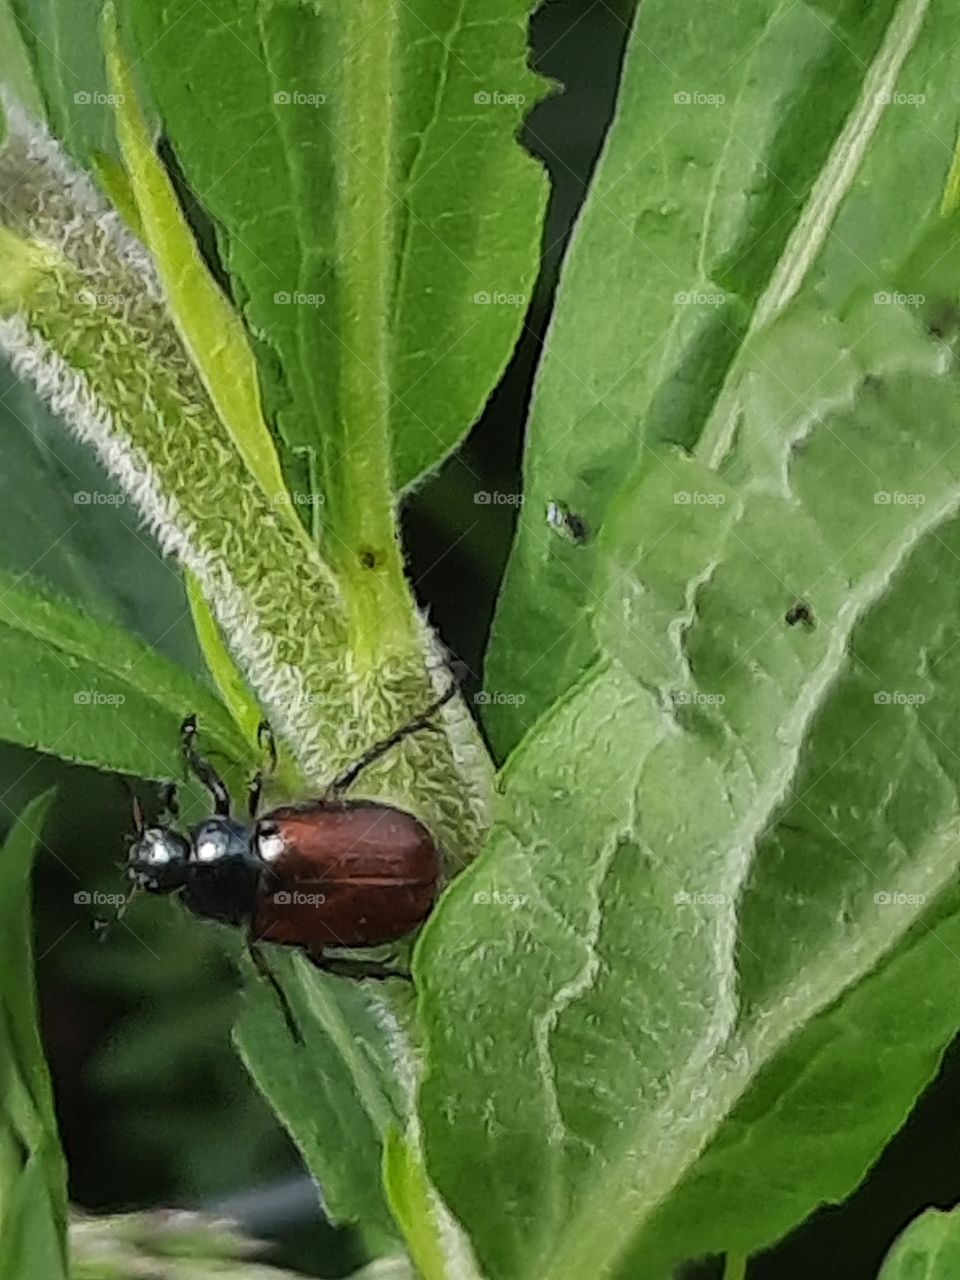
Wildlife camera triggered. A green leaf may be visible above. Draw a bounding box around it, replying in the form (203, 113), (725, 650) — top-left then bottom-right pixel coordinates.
(419, 10), (960, 1275)
(0, 1158), (67, 1280)
(185, 574), (263, 750)
(382, 1130), (454, 1280)
(0, 791), (68, 1280)
(0, 2), (42, 120)
(0, 353), (205, 676)
(126, 0), (548, 514)
(236, 956), (481, 1276)
(0, 566), (245, 779)
(483, 0), (937, 755)
(6, 0), (117, 162)
(878, 1207), (960, 1278)
(233, 952), (408, 1243)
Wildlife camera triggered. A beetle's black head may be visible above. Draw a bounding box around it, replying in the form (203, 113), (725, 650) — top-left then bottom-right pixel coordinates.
(127, 825), (191, 893)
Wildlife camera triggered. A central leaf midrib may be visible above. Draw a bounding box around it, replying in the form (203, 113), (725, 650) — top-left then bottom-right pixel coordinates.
(332, 0), (418, 660)
(696, 0), (932, 472)
(391, 0), (470, 316)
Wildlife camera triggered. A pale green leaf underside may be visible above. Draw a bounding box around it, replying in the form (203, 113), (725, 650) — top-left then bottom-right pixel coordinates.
(128, 0), (548, 511)
(419, 5), (960, 1267)
(878, 1207), (960, 1278)
(484, 0), (951, 754)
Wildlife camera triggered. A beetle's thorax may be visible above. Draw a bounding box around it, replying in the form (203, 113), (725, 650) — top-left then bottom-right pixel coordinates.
(180, 817), (264, 926)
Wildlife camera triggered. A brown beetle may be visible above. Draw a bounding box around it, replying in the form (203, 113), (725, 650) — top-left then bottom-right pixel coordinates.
(120, 687), (454, 1034)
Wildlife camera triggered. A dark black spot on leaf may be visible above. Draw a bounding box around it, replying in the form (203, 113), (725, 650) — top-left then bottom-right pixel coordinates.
(925, 299), (960, 341)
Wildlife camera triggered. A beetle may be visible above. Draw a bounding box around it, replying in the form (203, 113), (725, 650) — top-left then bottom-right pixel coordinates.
(117, 685), (455, 1036)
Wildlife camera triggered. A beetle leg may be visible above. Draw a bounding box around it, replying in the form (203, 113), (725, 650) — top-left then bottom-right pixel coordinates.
(258, 720), (278, 771)
(325, 681), (457, 798)
(181, 715), (232, 817)
(159, 782), (180, 822)
(247, 772), (262, 820)
(248, 720), (278, 818)
(309, 951), (412, 982)
(247, 941), (304, 1045)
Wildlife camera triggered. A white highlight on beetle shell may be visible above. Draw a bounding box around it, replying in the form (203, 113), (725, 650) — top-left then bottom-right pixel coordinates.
(257, 829), (286, 863)
(195, 838), (223, 863)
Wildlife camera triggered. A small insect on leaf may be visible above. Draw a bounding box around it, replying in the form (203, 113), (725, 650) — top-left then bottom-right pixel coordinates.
(546, 499), (590, 544)
(785, 600), (815, 628)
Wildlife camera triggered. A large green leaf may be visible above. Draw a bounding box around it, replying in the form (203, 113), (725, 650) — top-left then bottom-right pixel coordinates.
(0, 791), (67, 1280)
(421, 352), (960, 1276)
(418, 11), (960, 1275)
(127, 0), (548, 520)
(878, 1207), (960, 1278)
(483, 0), (939, 755)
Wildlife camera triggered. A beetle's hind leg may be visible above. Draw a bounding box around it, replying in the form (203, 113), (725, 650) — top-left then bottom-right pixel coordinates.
(247, 941), (304, 1045)
(309, 950), (412, 982)
(159, 782), (180, 822)
(325, 681), (458, 798)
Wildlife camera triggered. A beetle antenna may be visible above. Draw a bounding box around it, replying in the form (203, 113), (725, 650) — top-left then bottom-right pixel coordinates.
(325, 681), (458, 798)
(93, 882), (141, 942)
(181, 715), (232, 816)
(117, 778), (146, 836)
(95, 782), (147, 940)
